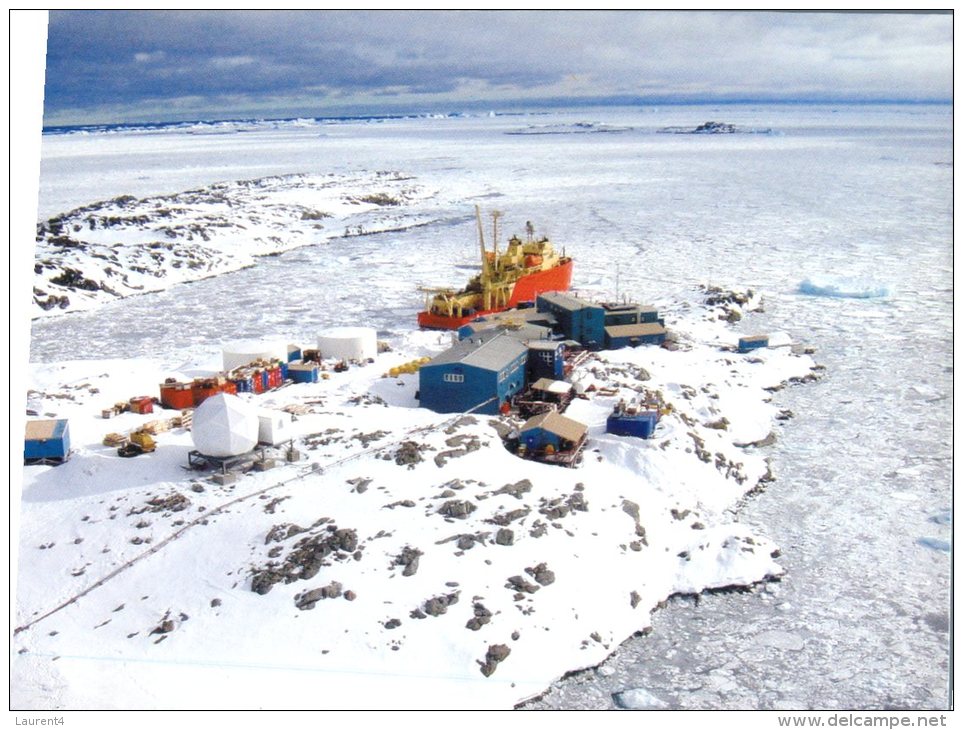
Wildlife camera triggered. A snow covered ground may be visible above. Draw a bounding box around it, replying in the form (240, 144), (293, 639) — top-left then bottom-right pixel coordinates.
(14, 104), (952, 710)
(14, 291), (818, 709)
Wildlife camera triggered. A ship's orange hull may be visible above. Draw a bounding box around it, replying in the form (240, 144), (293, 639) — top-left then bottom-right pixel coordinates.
(417, 258), (574, 330)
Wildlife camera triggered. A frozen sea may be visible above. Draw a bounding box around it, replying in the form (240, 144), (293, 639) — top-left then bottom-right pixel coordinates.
(23, 104), (952, 709)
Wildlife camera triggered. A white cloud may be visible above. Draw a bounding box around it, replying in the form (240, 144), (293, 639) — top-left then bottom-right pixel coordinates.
(133, 50), (166, 64)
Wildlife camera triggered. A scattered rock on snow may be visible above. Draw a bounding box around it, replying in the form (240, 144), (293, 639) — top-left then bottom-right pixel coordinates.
(437, 499), (476, 520)
(479, 644), (511, 677)
(393, 546), (423, 576)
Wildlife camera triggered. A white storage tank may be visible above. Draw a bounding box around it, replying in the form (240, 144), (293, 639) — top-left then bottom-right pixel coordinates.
(222, 339), (288, 371)
(258, 408), (293, 446)
(317, 326), (377, 361)
(192, 393), (260, 457)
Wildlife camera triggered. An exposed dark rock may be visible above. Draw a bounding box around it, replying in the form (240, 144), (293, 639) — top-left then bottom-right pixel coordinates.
(495, 528), (515, 546)
(527, 563), (555, 586)
(264, 523), (305, 544)
(466, 602), (493, 631)
(423, 592), (460, 617)
(493, 479), (533, 500)
(393, 546), (423, 576)
(129, 492), (190, 515)
(506, 575), (540, 594)
(488, 507), (530, 526)
(438, 499), (476, 519)
(479, 644), (511, 676)
(394, 441), (425, 468)
(383, 499), (416, 510)
(150, 620), (175, 635)
(295, 581), (344, 610)
(250, 526), (359, 594)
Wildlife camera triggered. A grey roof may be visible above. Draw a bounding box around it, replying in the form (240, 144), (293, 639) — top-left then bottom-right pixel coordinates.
(601, 302), (658, 314)
(538, 291), (598, 312)
(427, 331), (528, 372)
(474, 307), (557, 328)
(527, 339), (564, 351)
(465, 321), (552, 343)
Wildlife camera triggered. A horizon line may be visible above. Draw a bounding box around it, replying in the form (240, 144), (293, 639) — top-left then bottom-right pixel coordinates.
(42, 97), (953, 132)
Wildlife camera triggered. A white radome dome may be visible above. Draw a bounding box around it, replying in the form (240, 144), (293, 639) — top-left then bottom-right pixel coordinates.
(191, 393), (260, 457)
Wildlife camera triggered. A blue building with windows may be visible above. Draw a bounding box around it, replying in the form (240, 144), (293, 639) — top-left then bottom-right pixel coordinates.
(536, 293), (667, 350)
(526, 339), (566, 380)
(419, 331), (529, 415)
(536, 292), (606, 349)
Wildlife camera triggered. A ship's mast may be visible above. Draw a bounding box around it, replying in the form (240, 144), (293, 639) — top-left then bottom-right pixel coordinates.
(475, 205), (488, 277)
(491, 209), (502, 263)
(475, 205), (492, 310)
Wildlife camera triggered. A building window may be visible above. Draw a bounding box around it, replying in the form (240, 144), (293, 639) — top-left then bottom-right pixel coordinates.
(539, 351), (553, 364)
(444, 373), (465, 383)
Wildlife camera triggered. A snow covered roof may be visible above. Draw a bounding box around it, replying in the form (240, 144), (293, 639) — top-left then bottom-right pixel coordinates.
(531, 378), (572, 394)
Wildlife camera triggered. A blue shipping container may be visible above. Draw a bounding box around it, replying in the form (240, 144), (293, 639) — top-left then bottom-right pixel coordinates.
(607, 412), (659, 439)
(289, 363), (320, 383)
(24, 419), (71, 462)
(738, 335), (769, 353)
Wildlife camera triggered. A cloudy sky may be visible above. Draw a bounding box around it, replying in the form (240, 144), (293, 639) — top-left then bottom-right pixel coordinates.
(40, 10), (953, 126)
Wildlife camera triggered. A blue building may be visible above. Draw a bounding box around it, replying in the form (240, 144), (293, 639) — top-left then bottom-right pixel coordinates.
(526, 340), (566, 381)
(601, 302), (663, 326)
(24, 419), (71, 463)
(457, 308), (556, 342)
(536, 292), (606, 349)
(607, 407), (660, 439)
(518, 410), (588, 465)
(419, 331), (528, 415)
(604, 322), (667, 349)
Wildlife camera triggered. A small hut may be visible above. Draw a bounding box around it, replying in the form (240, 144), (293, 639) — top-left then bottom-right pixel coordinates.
(517, 411), (587, 467)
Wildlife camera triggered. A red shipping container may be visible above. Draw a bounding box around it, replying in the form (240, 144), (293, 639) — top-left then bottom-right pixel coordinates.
(191, 379), (221, 406)
(159, 384), (194, 410)
(130, 396), (154, 414)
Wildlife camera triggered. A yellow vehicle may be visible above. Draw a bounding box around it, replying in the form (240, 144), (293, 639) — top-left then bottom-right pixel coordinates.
(118, 430), (157, 458)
